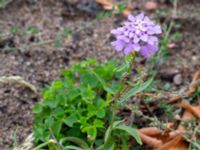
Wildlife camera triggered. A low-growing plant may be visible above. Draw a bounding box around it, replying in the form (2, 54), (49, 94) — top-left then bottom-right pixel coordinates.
(33, 58), (143, 149)
(33, 13), (162, 149)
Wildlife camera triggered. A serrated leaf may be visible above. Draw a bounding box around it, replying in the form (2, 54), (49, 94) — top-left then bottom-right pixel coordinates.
(114, 125), (142, 145)
(81, 72), (98, 88)
(96, 109), (105, 118)
(81, 86), (96, 102)
(52, 107), (65, 117)
(32, 103), (43, 113)
(44, 94), (61, 108)
(63, 113), (78, 127)
(93, 119), (104, 128)
(51, 120), (62, 137)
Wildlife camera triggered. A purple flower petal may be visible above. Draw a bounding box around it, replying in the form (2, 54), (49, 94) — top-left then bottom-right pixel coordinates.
(132, 44), (141, 51)
(147, 36), (158, 45)
(144, 16), (150, 22)
(136, 13), (144, 20)
(110, 12), (161, 58)
(141, 45), (151, 58)
(111, 40), (125, 52)
(117, 35), (130, 43)
(140, 34), (148, 42)
(128, 15), (135, 21)
(129, 32), (134, 38)
(124, 44), (133, 55)
(154, 25), (162, 34)
(147, 30), (155, 35)
(133, 35), (140, 43)
(141, 44), (158, 58)
(111, 29), (122, 35)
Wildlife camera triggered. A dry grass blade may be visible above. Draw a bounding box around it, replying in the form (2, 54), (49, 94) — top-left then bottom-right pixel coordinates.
(0, 76), (37, 93)
(13, 133), (34, 150)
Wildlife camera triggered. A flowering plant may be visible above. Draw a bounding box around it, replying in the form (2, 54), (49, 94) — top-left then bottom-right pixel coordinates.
(32, 13), (161, 150)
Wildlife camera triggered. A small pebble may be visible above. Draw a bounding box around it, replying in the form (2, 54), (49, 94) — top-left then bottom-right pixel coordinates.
(173, 74), (182, 85)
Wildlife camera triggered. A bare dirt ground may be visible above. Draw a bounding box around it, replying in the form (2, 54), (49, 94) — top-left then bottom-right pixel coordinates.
(0, 0), (199, 149)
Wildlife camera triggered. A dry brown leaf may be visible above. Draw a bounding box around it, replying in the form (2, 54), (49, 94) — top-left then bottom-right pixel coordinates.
(96, 0), (132, 16)
(144, 1), (158, 11)
(155, 136), (188, 150)
(137, 71), (200, 149)
(137, 130), (163, 148)
(169, 110), (192, 139)
(187, 70), (200, 95)
(96, 0), (113, 7)
(177, 103), (200, 119)
(139, 127), (162, 136)
(191, 70), (200, 84)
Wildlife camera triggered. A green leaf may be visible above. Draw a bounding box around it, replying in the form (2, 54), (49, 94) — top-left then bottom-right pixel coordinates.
(68, 88), (80, 101)
(103, 138), (115, 150)
(93, 119), (104, 128)
(86, 126), (97, 141)
(121, 77), (154, 102)
(81, 72), (98, 88)
(63, 145), (83, 150)
(32, 103), (43, 113)
(113, 120), (124, 128)
(104, 126), (112, 143)
(122, 138), (129, 150)
(96, 109), (105, 118)
(114, 125), (142, 145)
(81, 86), (96, 101)
(52, 107), (65, 117)
(52, 80), (63, 89)
(60, 137), (89, 149)
(51, 120), (62, 137)
(63, 113), (78, 127)
(117, 3), (126, 13)
(92, 71), (115, 94)
(44, 95), (60, 108)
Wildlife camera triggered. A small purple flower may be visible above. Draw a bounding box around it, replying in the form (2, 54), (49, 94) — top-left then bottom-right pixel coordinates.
(111, 13), (162, 58)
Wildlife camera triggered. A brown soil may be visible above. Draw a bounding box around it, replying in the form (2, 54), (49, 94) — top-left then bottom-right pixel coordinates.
(0, 0), (199, 149)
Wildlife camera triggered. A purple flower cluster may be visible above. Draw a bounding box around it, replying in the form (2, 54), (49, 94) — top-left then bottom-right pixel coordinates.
(111, 13), (162, 58)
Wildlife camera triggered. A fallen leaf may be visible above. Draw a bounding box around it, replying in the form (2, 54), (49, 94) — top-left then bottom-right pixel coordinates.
(187, 70), (200, 95)
(177, 103), (200, 119)
(139, 127), (162, 136)
(96, 0), (132, 16)
(144, 1), (158, 11)
(137, 130), (163, 148)
(155, 136), (188, 150)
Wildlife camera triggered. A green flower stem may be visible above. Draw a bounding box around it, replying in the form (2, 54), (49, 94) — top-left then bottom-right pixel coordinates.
(103, 52), (136, 149)
(32, 139), (58, 150)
